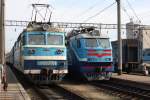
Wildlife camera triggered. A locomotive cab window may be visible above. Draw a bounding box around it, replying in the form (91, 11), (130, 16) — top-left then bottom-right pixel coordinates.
(97, 38), (110, 48)
(85, 38), (98, 47)
(47, 35), (63, 45)
(77, 39), (81, 48)
(28, 34), (45, 45)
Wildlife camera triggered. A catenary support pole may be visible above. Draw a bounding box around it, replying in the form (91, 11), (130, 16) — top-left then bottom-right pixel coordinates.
(116, 0), (122, 75)
(0, 0), (5, 83)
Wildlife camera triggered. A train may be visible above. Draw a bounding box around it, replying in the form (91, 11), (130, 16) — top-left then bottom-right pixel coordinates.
(67, 27), (114, 80)
(6, 22), (68, 84)
(111, 39), (142, 73)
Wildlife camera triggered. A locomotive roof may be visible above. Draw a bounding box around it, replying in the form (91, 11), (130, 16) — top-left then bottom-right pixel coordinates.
(73, 33), (109, 39)
(67, 26), (109, 39)
(77, 33), (109, 38)
(23, 21), (64, 32)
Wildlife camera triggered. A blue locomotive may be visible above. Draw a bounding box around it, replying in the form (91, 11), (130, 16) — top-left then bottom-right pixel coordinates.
(67, 27), (113, 80)
(7, 22), (68, 84)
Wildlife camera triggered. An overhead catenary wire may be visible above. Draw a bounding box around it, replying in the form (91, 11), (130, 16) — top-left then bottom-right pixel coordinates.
(83, 2), (116, 23)
(121, 4), (131, 21)
(58, 0), (80, 20)
(125, 0), (150, 48)
(126, 0), (141, 23)
(74, 0), (105, 20)
(125, 0), (150, 49)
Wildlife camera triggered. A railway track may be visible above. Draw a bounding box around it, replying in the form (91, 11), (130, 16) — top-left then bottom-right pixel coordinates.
(59, 81), (120, 100)
(9, 65), (86, 100)
(9, 66), (120, 100)
(36, 85), (86, 100)
(91, 80), (150, 99)
(11, 64), (150, 100)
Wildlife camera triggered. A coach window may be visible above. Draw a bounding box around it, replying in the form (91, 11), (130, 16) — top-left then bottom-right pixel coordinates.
(22, 35), (26, 45)
(77, 39), (81, 48)
(18, 41), (20, 47)
(17, 42), (19, 48)
(14, 43), (16, 50)
(15, 43), (18, 50)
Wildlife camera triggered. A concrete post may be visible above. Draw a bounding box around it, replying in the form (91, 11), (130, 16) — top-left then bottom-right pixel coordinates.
(116, 0), (122, 75)
(0, 0), (5, 82)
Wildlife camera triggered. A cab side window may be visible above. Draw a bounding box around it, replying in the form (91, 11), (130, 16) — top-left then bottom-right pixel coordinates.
(77, 39), (81, 48)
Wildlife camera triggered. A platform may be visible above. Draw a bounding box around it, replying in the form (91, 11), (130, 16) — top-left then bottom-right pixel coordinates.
(0, 66), (31, 100)
(112, 73), (150, 85)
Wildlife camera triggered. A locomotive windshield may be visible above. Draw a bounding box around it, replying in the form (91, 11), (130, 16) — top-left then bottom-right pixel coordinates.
(28, 34), (45, 45)
(97, 38), (110, 48)
(85, 39), (98, 47)
(84, 38), (110, 48)
(47, 35), (63, 45)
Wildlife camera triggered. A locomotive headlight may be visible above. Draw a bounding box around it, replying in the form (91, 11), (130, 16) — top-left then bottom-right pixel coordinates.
(56, 49), (64, 54)
(105, 58), (111, 61)
(43, 24), (49, 30)
(28, 49), (35, 54)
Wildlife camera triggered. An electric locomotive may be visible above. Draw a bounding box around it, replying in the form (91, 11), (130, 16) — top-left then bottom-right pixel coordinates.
(67, 27), (113, 80)
(9, 22), (68, 84)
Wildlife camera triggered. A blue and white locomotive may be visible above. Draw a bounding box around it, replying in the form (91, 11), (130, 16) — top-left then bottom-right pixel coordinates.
(67, 27), (113, 80)
(8, 22), (68, 84)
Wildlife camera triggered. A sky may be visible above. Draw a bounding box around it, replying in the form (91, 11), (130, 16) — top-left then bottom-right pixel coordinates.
(5, 0), (150, 52)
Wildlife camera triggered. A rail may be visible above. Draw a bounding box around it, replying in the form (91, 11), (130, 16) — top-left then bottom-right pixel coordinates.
(91, 80), (150, 99)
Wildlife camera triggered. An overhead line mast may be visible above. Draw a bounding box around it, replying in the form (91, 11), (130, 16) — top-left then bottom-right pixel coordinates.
(116, 0), (122, 75)
(0, 0), (6, 87)
(0, 0), (5, 65)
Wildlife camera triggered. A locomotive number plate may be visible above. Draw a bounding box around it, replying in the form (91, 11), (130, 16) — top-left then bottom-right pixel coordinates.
(53, 69), (68, 74)
(37, 61), (57, 66)
(88, 58), (97, 61)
